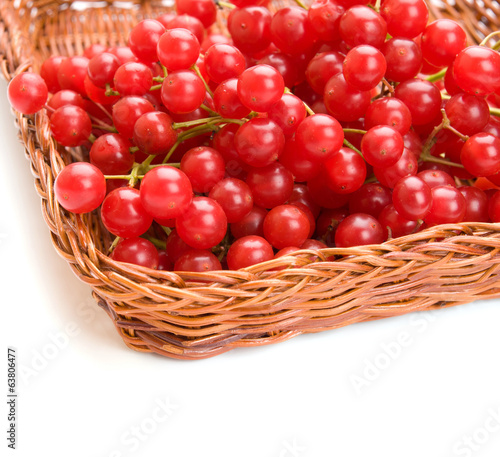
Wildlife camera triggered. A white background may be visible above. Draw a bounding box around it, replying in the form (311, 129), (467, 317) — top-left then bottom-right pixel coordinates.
(1, 77), (500, 457)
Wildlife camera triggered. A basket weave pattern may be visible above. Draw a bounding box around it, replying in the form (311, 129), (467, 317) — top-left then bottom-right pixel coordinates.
(1, 0), (500, 359)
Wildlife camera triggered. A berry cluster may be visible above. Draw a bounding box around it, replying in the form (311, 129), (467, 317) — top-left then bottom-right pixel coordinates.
(7, 0), (500, 273)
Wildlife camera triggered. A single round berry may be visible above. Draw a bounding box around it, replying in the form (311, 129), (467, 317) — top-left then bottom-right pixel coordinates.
(8, 73), (48, 115)
(392, 175), (432, 221)
(110, 238), (159, 269)
(343, 45), (386, 91)
(133, 111), (177, 155)
(226, 235), (274, 270)
(157, 28), (201, 71)
(50, 105), (92, 147)
(335, 213), (385, 247)
(174, 250), (222, 272)
(263, 205), (310, 250)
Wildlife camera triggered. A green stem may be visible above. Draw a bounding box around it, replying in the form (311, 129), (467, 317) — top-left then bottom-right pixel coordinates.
(105, 84), (120, 97)
(381, 78), (395, 94)
(104, 174), (134, 180)
(108, 236), (122, 253)
(153, 76), (165, 82)
(147, 237), (167, 250)
(479, 31), (500, 46)
(92, 124), (118, 133)
(216, 0), (236, 8)
(374, 0), (381, 12)
(425, 67), (447, 83)
(173, 116), (221, 129)
(129, 146), (139, 153)
(343, 138), (363, 157)
(490, 107), (500, 118)
(343, 128), (367, 135)
(149, 84), (162, 91)
(293, 0), (308, 9)
(192, 64), (214, 98)
(200, 103), (218, 116)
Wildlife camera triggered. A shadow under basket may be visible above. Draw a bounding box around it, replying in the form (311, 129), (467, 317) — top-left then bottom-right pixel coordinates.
(1, 0), (500, 359)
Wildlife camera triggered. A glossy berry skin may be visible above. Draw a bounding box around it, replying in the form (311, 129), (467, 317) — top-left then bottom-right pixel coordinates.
(175, 197), (228, 249)
(335, 213), (385, 247)
(54, 162), (106, 214)
(343, 45), (386, 91)
(295, 113), (344, 162)
(157, 28), (201, 71)
(226, 235), (274, 270)
(228, 6), (272, 56)
(57, 56), (89, 96)
(270, 6), (316, 55)
(324, 73), (371, 122)
(204, 44), (246, 84)
(361, 125), (404, 168)
(460, 133), (500, 177)
(128, 19), (165, 63)
(339, 5), (387, 49)
(268, 93), (307, 137)
(315, 207), (348, 246)
(459, 186), (489, 222)
(230, 206), (267, 239)
(364, 97), (412, 135)
(110, 237), (159, 269)
(374, 148), (418, 188)
(90, 133), (134, 175)
(378, 204), (418, 239)
(421, 19), (466, 67)
(305, 51), (344, 95)
(234, 118), (285, 167)
(8, 73), (48, 115)
(174, 249), (222, 272)
(488, 191), (500, 222)
(47, 90), (85, 114)
(278, 137), (321, 183)
(392, 176), (432, 221)
(166, 15), (205, 45)
(444, 93), (490, 136)
(40, 56), (65, 93)
(180, 146), (226, 193)
(50, 105), (92, 147)
(324, 147), (367, 194)
(380, 0), (428, 38)
(140, 166), (193, 219)
(101, 187), (153, 238)
(258, 53), (299, 89)
(348, 183), (393, 218)
(87, 52), (121, 88)
(394, 79), (441, 126)
(113, 62), (153, 96)
(161, 70), (206, 114)
(176, 0), (217, 28)
(237, 64), (285, 112)
(133, 111), (177, 155)
(307, 0), (345, 42)
(246, 162), (294, 209)
(166, 229), (192, 263)
(112, 96), (154, 140)
(417, 169), (456, 189)
(424, 185), (466, 226)
(213, 78), (251, 120)
(263, 205), (310, 250)
(209, 178), (253, 223)
(453, 46), (500, 96)
(381, 38), (422, 83)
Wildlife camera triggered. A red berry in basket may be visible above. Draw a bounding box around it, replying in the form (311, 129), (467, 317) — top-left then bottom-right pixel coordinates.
(47, 90), (85, 113)
(263, 205), (310, 250)
(424, 186), (467, 226)
(380, 0), (428, 38)
(278, 137), (321, 182)
(230, 205), (267, 239)
(392, 175), (432, 221)
(110, 237), (159, 269)
(237, 64), (285, 112)
(204, 44), (246, 84)
(166, 15), (205, 45)
(227, 235), (274, 270)
(235, 117), (285, 167)
(128, 19), (165, 63)
(295, 113), (344, 162)
(364, 97), (412, 135)
(84, 74), (119, 105)
(176, 0), (217, 28)
(112, 96), (154, 139)
(349, 183), (393, 218)
(307, 0), (344, 42)
(174, 249), (222, 272)
(50, 105), (92, 147)
(270, 6), (316, 55)
(157, 28), (201, 71)
(8, 72), (48, 115)
(324, 147), (367, 194)
(88, 52), (121, 88)
(108, 46), (137, 64)
(453, 46), (500, 96)
(90, 133), (134, 175)
(381, 38), (422, 83)
(378, 204), (418, 239)
(339, 5), (387, 49)
(417, 169), (455, 189)
(324, 73), (371, 122)
(114, 62), (153, 96)
(258, 52), (299, 89)
(101, 187), (153, 238)
(444, 93), (490, 136)
(57, 56), (89, 96)
(421, 19), (467, 67)
(307, 170), (350, 209)
(161, 70), (206, 114)
(335, 213), (385, 247)
(140, 166), (193, 220)
(54, 162), (106, 214)
(180, 146), (225, 193)
(374, 148), (418, 188)
(133, 111), (177, 155)
(461, 133), (500, 177)
(343, 45), (386, 91)
(228, 6), (272, 56)
(209, 178), (253, 223)
(394, 79), (441, 126)
(166, 229), (192, 263)
(83, 44), (107, 60)
(459, 186), (489, 222)
(213, 78), (251, 119)
(176, 197), (227, 249)
(305, 51), (344, 95)
(246, 162), (294, 209)
(361, 125), (404, 168)
(40, 56), (65, 93)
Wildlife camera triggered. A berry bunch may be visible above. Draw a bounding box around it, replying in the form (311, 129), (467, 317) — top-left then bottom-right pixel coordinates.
(7, 0), (500, 273)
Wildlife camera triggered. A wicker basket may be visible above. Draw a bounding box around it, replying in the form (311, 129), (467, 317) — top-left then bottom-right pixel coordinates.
(2, 0), (500, 360)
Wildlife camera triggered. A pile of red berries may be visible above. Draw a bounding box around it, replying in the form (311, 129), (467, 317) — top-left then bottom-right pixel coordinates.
(8, 0), (500, 272)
